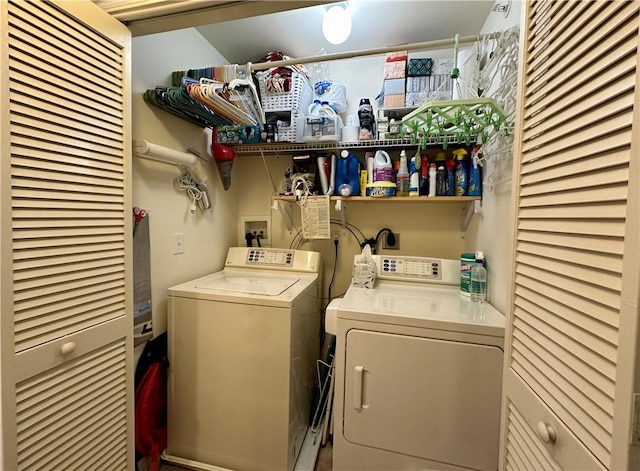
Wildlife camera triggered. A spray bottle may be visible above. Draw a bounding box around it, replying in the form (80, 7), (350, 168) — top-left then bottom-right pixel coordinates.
(453, 148), (468, 196)
(396, 150), (410, 196)
(468, 146), (482, 196)
(420, 154), (429, 195)
(409, 150), (420, 197)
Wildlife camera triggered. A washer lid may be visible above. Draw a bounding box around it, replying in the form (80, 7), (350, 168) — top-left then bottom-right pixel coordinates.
(168, 269), (317, 308)
(195, 274), (300, 296)
(338, 282), (505, 338)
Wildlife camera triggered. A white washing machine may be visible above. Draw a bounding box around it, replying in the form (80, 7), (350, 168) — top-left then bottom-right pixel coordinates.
(332, 255), (505, 471)
(165, 247), (322, 471)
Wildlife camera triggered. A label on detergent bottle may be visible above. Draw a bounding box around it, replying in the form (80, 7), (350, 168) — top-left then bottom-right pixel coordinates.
(460, 253), (475, 296)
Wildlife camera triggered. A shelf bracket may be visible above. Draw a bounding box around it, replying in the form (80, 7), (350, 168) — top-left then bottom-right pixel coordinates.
(335, 199), (347, 231)
(462, 200), (482, 236)
(272, 199), (293, 233)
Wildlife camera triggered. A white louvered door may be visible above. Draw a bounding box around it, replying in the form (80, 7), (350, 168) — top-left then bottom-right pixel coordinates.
(503, 1), (640, 470)
(0, 1), (133, 469)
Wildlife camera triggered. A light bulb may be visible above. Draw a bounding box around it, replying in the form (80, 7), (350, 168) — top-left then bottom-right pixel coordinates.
(322, 5), (351, 45)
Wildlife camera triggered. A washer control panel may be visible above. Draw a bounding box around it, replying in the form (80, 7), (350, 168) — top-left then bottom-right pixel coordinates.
(246, 249), (293, 266)
(224, 247), (321, 273)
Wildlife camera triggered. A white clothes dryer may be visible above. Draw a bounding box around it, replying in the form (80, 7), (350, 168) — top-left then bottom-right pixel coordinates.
(165, 247), (321, 471)
(332, 255), (505, 471)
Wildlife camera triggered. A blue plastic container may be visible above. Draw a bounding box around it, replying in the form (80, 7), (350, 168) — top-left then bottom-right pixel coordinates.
(335, 150), (362, 196)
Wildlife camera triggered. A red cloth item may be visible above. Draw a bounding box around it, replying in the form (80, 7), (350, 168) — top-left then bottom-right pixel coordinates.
(135, 360), (167, 471)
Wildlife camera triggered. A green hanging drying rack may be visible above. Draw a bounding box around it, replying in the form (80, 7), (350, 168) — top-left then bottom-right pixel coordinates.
(402, 34), (510, 149)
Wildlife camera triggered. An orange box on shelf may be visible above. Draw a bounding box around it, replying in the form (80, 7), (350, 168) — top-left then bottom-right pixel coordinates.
(383, 93), (405, 109)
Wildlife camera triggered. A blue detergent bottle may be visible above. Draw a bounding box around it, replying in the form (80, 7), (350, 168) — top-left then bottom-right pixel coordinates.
(468, 145), (482, 196)
(335, 150), (362, 196)
(452, 149), (468, 196)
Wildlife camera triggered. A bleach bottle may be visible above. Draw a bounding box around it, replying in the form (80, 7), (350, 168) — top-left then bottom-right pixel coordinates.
(373, 150), (392, 182)
(307, 99), (321, 116)
(335, 150), (361, 196)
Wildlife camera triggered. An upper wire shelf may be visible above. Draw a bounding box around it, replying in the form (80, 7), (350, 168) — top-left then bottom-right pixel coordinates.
(230, 135), (470, 154)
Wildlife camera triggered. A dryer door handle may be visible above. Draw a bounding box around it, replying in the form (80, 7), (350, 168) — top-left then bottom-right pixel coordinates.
(353, 365), (364, 409)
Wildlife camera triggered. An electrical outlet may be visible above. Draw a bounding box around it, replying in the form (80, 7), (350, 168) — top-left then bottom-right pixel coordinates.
(382, 232), (400, 250)
(331, 231), (340, 246)
(173, 233), (184, 255)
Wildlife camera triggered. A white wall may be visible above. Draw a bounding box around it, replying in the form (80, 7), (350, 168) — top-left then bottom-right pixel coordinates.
(132, 29), (237, 335)
(464, 0), (522, 314)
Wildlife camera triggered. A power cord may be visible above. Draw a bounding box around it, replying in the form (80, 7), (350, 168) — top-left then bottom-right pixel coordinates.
(321, 235), (339, 347)
(174, 169), (211, 212)
(373, 227), (396, 254)
(291, 174), (313, 206)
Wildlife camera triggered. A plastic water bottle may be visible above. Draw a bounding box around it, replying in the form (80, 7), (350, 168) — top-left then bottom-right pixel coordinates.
(470, 252), (487, 303)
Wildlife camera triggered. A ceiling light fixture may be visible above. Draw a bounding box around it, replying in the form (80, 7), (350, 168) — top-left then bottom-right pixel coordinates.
(322, 3), (352, 45)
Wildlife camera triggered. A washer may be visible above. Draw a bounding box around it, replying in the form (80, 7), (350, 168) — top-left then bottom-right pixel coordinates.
(332, 255), (505, 471)
(165, 247), (321, 471)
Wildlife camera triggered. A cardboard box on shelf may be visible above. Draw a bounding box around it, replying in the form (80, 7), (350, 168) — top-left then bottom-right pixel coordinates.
(383, 94), (405, 109)
(408, 58), (433, 76)
(383, 78), (406, 95)
(383, 60), (406, 79)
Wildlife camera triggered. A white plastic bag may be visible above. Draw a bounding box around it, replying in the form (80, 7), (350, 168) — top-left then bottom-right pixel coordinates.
(313, 80), (347, 114)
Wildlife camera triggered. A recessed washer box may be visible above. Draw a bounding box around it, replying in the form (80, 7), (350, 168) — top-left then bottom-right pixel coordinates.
(239, 216), (271, 247)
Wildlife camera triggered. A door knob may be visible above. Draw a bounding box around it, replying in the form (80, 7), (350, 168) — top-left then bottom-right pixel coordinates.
(536, 421), (557, 444)
(60, 341), (77, 355)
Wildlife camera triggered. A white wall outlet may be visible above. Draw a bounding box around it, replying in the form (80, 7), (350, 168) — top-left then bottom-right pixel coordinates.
(239, 216), (271, 247)
(331, 231), (340, 246)
(382, 232), (400, 250)
(173, 233), (184, 254)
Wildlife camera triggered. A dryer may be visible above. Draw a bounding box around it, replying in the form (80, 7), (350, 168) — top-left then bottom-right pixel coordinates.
(333, 255), (505, 471)
(165, 247), (321, 471)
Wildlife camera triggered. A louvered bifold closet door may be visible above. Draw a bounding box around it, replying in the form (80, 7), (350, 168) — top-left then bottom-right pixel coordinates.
(3, 0), (132, 470)
(505, 1), (639, 470)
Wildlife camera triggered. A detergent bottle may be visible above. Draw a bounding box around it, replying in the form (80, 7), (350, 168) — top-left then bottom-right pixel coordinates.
(453, 148), (468, 196)
(428, 163), (437, 197)
(409, 151), (420, 197)
(396, 150), (410, 196)
(445, 158), (456, 196)
(373, 150), (392, 182)
(420, 154), (429, 195)
(468, 146), (482, 196)
(335, 150), (361, 196)
(307, 99), (321, 116)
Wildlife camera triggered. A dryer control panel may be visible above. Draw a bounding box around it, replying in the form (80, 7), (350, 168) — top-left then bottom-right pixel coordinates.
(372, 255), (459, 285)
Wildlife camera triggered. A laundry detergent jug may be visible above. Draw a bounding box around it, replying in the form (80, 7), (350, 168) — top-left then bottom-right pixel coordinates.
(335, 150), (362, 196)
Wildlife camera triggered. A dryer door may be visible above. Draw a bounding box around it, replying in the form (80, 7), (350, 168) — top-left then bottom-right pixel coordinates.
(343, 330), (503, 471)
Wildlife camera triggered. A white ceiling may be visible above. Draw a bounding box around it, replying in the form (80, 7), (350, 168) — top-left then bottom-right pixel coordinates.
(95, 1), (499, 65)
(195, 1), (497, 65)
